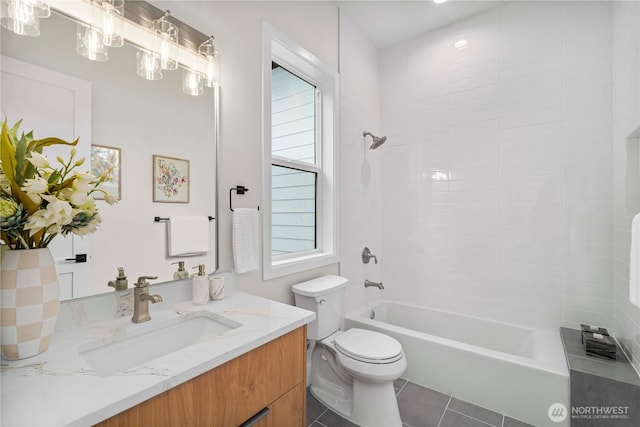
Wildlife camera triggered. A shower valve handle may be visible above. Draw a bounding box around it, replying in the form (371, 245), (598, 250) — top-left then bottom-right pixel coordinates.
(362, 247), (378, 264)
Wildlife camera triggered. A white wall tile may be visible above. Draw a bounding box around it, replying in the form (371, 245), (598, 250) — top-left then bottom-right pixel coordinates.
(612, 0), (640, 374)
(371, 0), (616, 331)
(339, 1), (637, 365)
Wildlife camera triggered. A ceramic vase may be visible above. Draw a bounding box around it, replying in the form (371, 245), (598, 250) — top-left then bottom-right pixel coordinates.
(0, 246), (60, 360)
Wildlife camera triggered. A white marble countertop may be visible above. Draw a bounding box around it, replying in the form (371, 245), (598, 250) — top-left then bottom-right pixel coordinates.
(1, 289), (314, 427)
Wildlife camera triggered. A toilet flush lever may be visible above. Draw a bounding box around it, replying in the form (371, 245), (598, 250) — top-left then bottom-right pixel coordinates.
(318, 299), (326, 305)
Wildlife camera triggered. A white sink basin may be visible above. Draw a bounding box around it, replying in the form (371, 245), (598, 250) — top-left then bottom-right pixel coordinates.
(78, 311), (241, 376)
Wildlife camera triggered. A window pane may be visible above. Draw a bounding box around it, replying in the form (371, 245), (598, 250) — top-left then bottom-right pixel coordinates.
(272, 63), (315, 164)
(272, 165), (316, 256)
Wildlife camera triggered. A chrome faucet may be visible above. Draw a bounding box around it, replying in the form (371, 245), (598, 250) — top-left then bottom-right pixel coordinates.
(364, 280), (384, 290)
(362, 247), (378, 264)
(132, 276), (162, 323)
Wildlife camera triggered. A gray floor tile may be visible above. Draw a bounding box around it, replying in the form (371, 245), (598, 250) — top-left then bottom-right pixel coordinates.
(448, 398), (503, 426)
(503, 416), (535, 427)
(394, 378), (408, 395)
(307, 388), (327, 425)
(306, 381), (535, 427)
(439, 410), (494, 427)
(396, 382), (450, 427)
(317, 408), (359, 427)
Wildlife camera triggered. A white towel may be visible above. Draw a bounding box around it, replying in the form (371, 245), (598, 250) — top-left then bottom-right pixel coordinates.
(168, 216), (210, 256)
(232, 208), (259, 274)
(630, 213), (640, 307)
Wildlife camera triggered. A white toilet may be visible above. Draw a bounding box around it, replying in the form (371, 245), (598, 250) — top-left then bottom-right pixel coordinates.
(292, 275), (406, 427)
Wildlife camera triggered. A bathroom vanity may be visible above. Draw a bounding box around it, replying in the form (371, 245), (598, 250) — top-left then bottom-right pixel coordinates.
(96, 328), (306, 427)
(0, 282), (314, 427)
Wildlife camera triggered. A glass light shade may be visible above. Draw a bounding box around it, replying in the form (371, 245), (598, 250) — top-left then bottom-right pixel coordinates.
(202, 53), (220, 88)
(76, 23), (109, 61)
(152, 12), (178, 71)
(1, 0), (40, 37)
(182, 68), (203, 96)
(99, 0), (124, 48)
(136, 50), (163, 81)
(199, 37), (220, 88)
(27, 0), (49, 18)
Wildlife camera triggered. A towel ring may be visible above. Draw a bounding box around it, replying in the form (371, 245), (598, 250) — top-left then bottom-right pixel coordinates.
(230, 186), (260, 212)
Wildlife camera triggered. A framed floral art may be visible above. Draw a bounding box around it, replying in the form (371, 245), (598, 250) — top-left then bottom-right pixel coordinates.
(91, 145), (121, 200)
(153, 155), (189, 203)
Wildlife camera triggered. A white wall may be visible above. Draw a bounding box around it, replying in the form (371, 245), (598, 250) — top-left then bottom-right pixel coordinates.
(338, 14), (383, 315)
(376, 1), (615, 331)
(154, 1), (340, 304)
(612, 0), (640, 374)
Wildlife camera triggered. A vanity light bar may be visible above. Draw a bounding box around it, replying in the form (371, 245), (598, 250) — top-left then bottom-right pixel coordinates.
(48, 0), (213, 77)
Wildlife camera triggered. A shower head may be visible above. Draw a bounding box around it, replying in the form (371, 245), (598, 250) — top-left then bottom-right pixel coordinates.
(363, 131), (387, 149)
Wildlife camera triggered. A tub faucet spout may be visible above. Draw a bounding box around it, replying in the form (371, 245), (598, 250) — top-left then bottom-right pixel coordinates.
(364, 280), (384, 290)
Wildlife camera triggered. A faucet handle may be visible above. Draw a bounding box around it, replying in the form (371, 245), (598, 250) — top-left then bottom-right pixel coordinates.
(362, 247), (378, 264)
(135, 276), (158, 287)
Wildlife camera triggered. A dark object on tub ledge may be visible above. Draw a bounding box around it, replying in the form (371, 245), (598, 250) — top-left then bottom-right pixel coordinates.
(580, 323), (610, 336)
(581, 330), (616, 360)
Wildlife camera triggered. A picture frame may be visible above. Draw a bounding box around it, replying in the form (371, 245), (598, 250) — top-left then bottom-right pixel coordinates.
(152, 155), (190, 203)
(91, 145), (121, 200)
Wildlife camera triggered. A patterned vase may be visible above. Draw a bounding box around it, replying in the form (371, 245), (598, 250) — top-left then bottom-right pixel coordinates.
(0, 246), (60, 360)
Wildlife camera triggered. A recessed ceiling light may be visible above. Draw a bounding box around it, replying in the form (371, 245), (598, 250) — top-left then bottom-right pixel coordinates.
(454, 39), (469, 49)
(434, 0), (448, 4)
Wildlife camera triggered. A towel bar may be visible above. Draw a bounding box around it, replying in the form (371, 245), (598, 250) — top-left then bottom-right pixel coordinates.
(154, 216), (214, 222)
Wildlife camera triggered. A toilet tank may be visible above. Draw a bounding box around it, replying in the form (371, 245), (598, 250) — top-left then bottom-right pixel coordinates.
(292, 275), (348, 340)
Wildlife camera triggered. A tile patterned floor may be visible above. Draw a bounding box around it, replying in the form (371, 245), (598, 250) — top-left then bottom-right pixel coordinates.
(306, 378), (535, 427)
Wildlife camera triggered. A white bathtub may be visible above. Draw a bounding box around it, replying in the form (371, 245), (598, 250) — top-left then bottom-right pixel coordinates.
(344, 301), (570, 427)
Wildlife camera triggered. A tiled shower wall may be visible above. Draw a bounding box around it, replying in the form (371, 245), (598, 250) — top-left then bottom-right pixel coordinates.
(612, 1), (640, 374)
(377, 1), (615, 331)
(339, 14), (383, 315)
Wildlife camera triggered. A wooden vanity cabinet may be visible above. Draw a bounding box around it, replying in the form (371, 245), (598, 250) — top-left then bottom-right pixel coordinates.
(96, 326), (307, 427)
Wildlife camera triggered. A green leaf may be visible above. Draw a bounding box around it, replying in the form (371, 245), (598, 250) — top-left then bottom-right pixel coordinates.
(23, 161), (36, 181)
(27, 136), (79, 153)
(14, 133), (27, 186)
(9, 119), (23, 135)
(48, 170), (60, 184)
(0, 120), (38, 214)
(0, 122), (17, 186)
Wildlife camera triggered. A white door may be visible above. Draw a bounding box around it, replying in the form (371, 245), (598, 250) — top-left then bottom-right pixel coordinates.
(1, 56), (92, 299)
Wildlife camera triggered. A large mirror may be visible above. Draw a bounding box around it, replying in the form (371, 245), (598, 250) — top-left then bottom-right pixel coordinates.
(1, 9), (218, 300)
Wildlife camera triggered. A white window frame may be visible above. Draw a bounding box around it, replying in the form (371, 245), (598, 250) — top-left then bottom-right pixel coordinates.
(262, 22), (339, 280)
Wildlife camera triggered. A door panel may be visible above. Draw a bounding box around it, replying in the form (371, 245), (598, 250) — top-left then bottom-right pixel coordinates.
(1, 56), (92, 298)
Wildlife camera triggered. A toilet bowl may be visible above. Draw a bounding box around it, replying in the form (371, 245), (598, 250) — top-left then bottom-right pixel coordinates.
(292, 275), (406, 427)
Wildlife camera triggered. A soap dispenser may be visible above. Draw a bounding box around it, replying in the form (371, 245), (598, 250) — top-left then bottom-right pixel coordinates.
(191, 264), (209, 305)
(107, 267), (128, 291)
(172, 261), (189, 280)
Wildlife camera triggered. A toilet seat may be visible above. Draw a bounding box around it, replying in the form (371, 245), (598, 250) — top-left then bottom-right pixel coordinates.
(333, 328), (404, 364)
(325, 329), (406, 384)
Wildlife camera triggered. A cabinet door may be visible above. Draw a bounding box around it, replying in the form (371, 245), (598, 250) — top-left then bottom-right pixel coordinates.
(266, 383), (305, 427)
